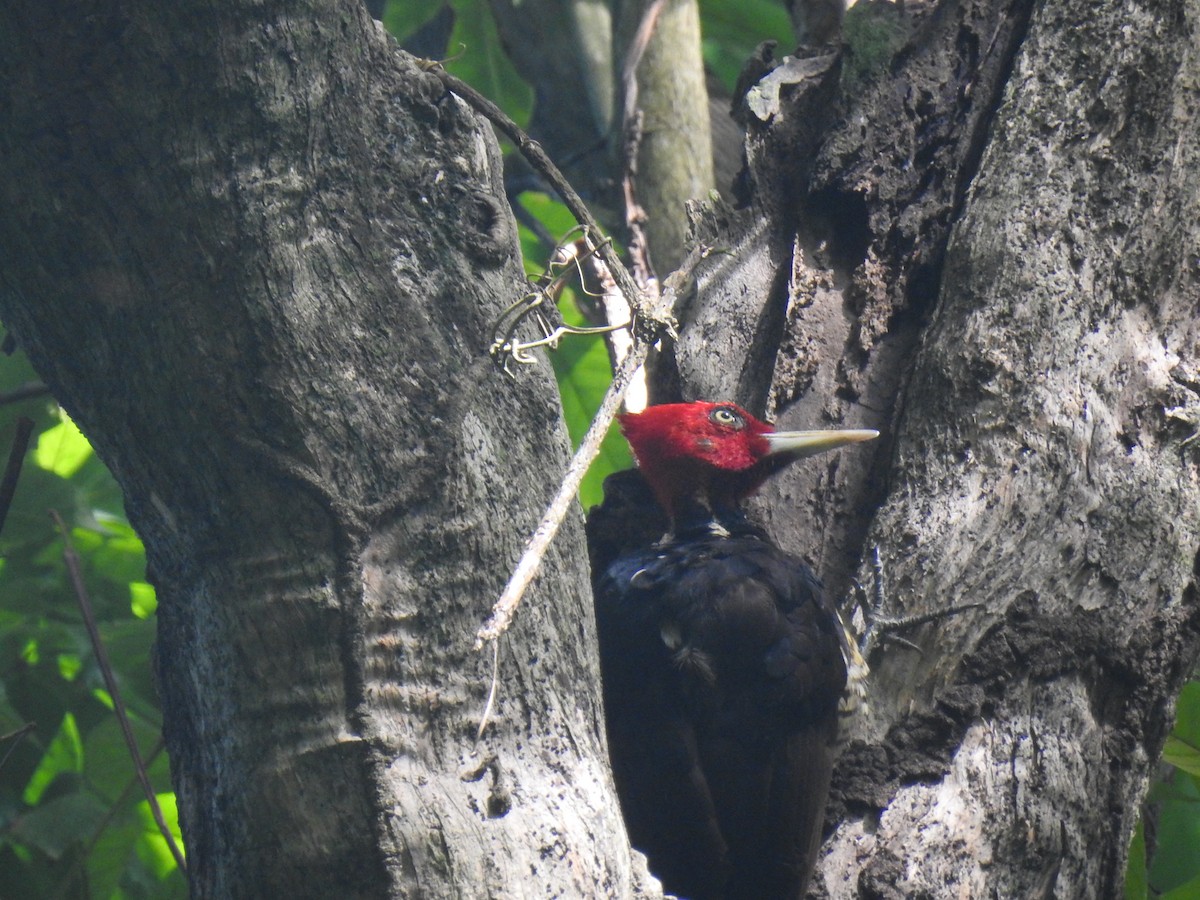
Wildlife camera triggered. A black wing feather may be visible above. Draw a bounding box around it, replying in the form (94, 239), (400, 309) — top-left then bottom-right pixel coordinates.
(588, 471), (846, 900)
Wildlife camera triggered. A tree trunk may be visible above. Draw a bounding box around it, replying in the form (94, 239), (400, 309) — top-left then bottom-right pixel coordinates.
(614, 0), (715, 273)
(661, 0), (1200, 896)
(827, 0), (1200, 890)
(0, 1), (635, 896)
(2, 0), (1198, 897)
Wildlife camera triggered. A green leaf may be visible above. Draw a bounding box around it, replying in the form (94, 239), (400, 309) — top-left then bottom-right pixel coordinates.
(86, 807), (142, 899)
(57, 653), (82, 681)
(445, 0), (533, 129)
(22, 712), (83, 805)
(549, 305), (632, 509)
(134, 793), (184, 879)
(1160, 871), (1200, 900)
(381, 0), (446, 45)
(1168, 681), (1200, 747)
(0, 466), (77, 562)
(381, 2), (536, 143)
(9, 790), (108, 860)
(1163, 735), (1200, 778)
(33, 413), (93, 479)
(1148, 768), (1200, 894)
(1163, 681), (1200, 777)
(700, 0), (794, 93)
(94, 618), (161, 722)
(20, 637), (39, 665)
(129, 582), (157, 619)
(513, 191), (632, 509)
(0, 683), (27, 733)
(88, 532), (148, 594)
(1125, 818), (1147, 900)
(83, 716), (168, 804)
(516, 191), (584, 265)
(1, 346), (169, 895)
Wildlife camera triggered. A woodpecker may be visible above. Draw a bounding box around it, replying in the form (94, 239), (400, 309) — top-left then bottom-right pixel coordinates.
(586, 401), (877, 900)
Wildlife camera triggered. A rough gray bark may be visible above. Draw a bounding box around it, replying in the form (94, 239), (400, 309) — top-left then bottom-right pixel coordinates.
(660, 0), (1200, 895)
(0, 2), (636, 897)
(826, 0), (1200, 892)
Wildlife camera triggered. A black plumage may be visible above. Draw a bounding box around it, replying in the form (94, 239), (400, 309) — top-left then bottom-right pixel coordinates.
(587, 468), (848, 900)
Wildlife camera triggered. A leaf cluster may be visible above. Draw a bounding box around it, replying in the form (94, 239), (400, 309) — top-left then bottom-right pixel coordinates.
(1126, 680), (1200, 899)
(0, 349), (184, 899)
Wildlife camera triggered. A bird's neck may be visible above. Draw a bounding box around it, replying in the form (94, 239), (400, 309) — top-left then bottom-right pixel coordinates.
(662, 492), (762, 543)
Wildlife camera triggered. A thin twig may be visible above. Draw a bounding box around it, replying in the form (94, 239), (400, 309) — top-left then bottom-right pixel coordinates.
(476, 640), (501, 740)
(592, 245), (639, 397)
(473, 262), (700, 740)
(0, 382), (51, 407)
(619, 0), (667, 285)
(0, 721), (36, 774)
(620, 0), (668, 125)
(474, 253), (701, 661)
(427, 67), (671, 340)
(0, 416), (34, 538)
(621, 110), (655, 286)
(51, 511), (187, 873)
(432, 60), (683, 650)
(50, 738), (173, 900)
(473, 341), (649, 738)
(474, 339), (651, 652)
(434, 57), (695, 735)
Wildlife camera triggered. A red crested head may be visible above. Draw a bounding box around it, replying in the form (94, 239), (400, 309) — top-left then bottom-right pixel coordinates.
(618, 401), (878, 518)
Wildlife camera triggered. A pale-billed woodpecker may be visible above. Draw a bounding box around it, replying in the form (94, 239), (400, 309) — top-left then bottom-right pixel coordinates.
(586, 401), (878, 900)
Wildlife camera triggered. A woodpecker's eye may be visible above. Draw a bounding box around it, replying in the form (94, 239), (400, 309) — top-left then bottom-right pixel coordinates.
(709, 407), (745, 430)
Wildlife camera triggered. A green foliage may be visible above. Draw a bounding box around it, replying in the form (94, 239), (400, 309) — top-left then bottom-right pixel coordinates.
(34, 413), (93, 479)
(0, 350), (184, 898)
(1126, 818), (1148, 900)
(700, 0), (794, 93)
(1163, 681), (1200, 778)
(1159, 873), (1200, 900)
(382, 0), (533, 128)
(1145, 759), (1200, 897)
(1127, 678), (1200, 899)
(516, 191), (633, 509)
(380, 0), (442, 36)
